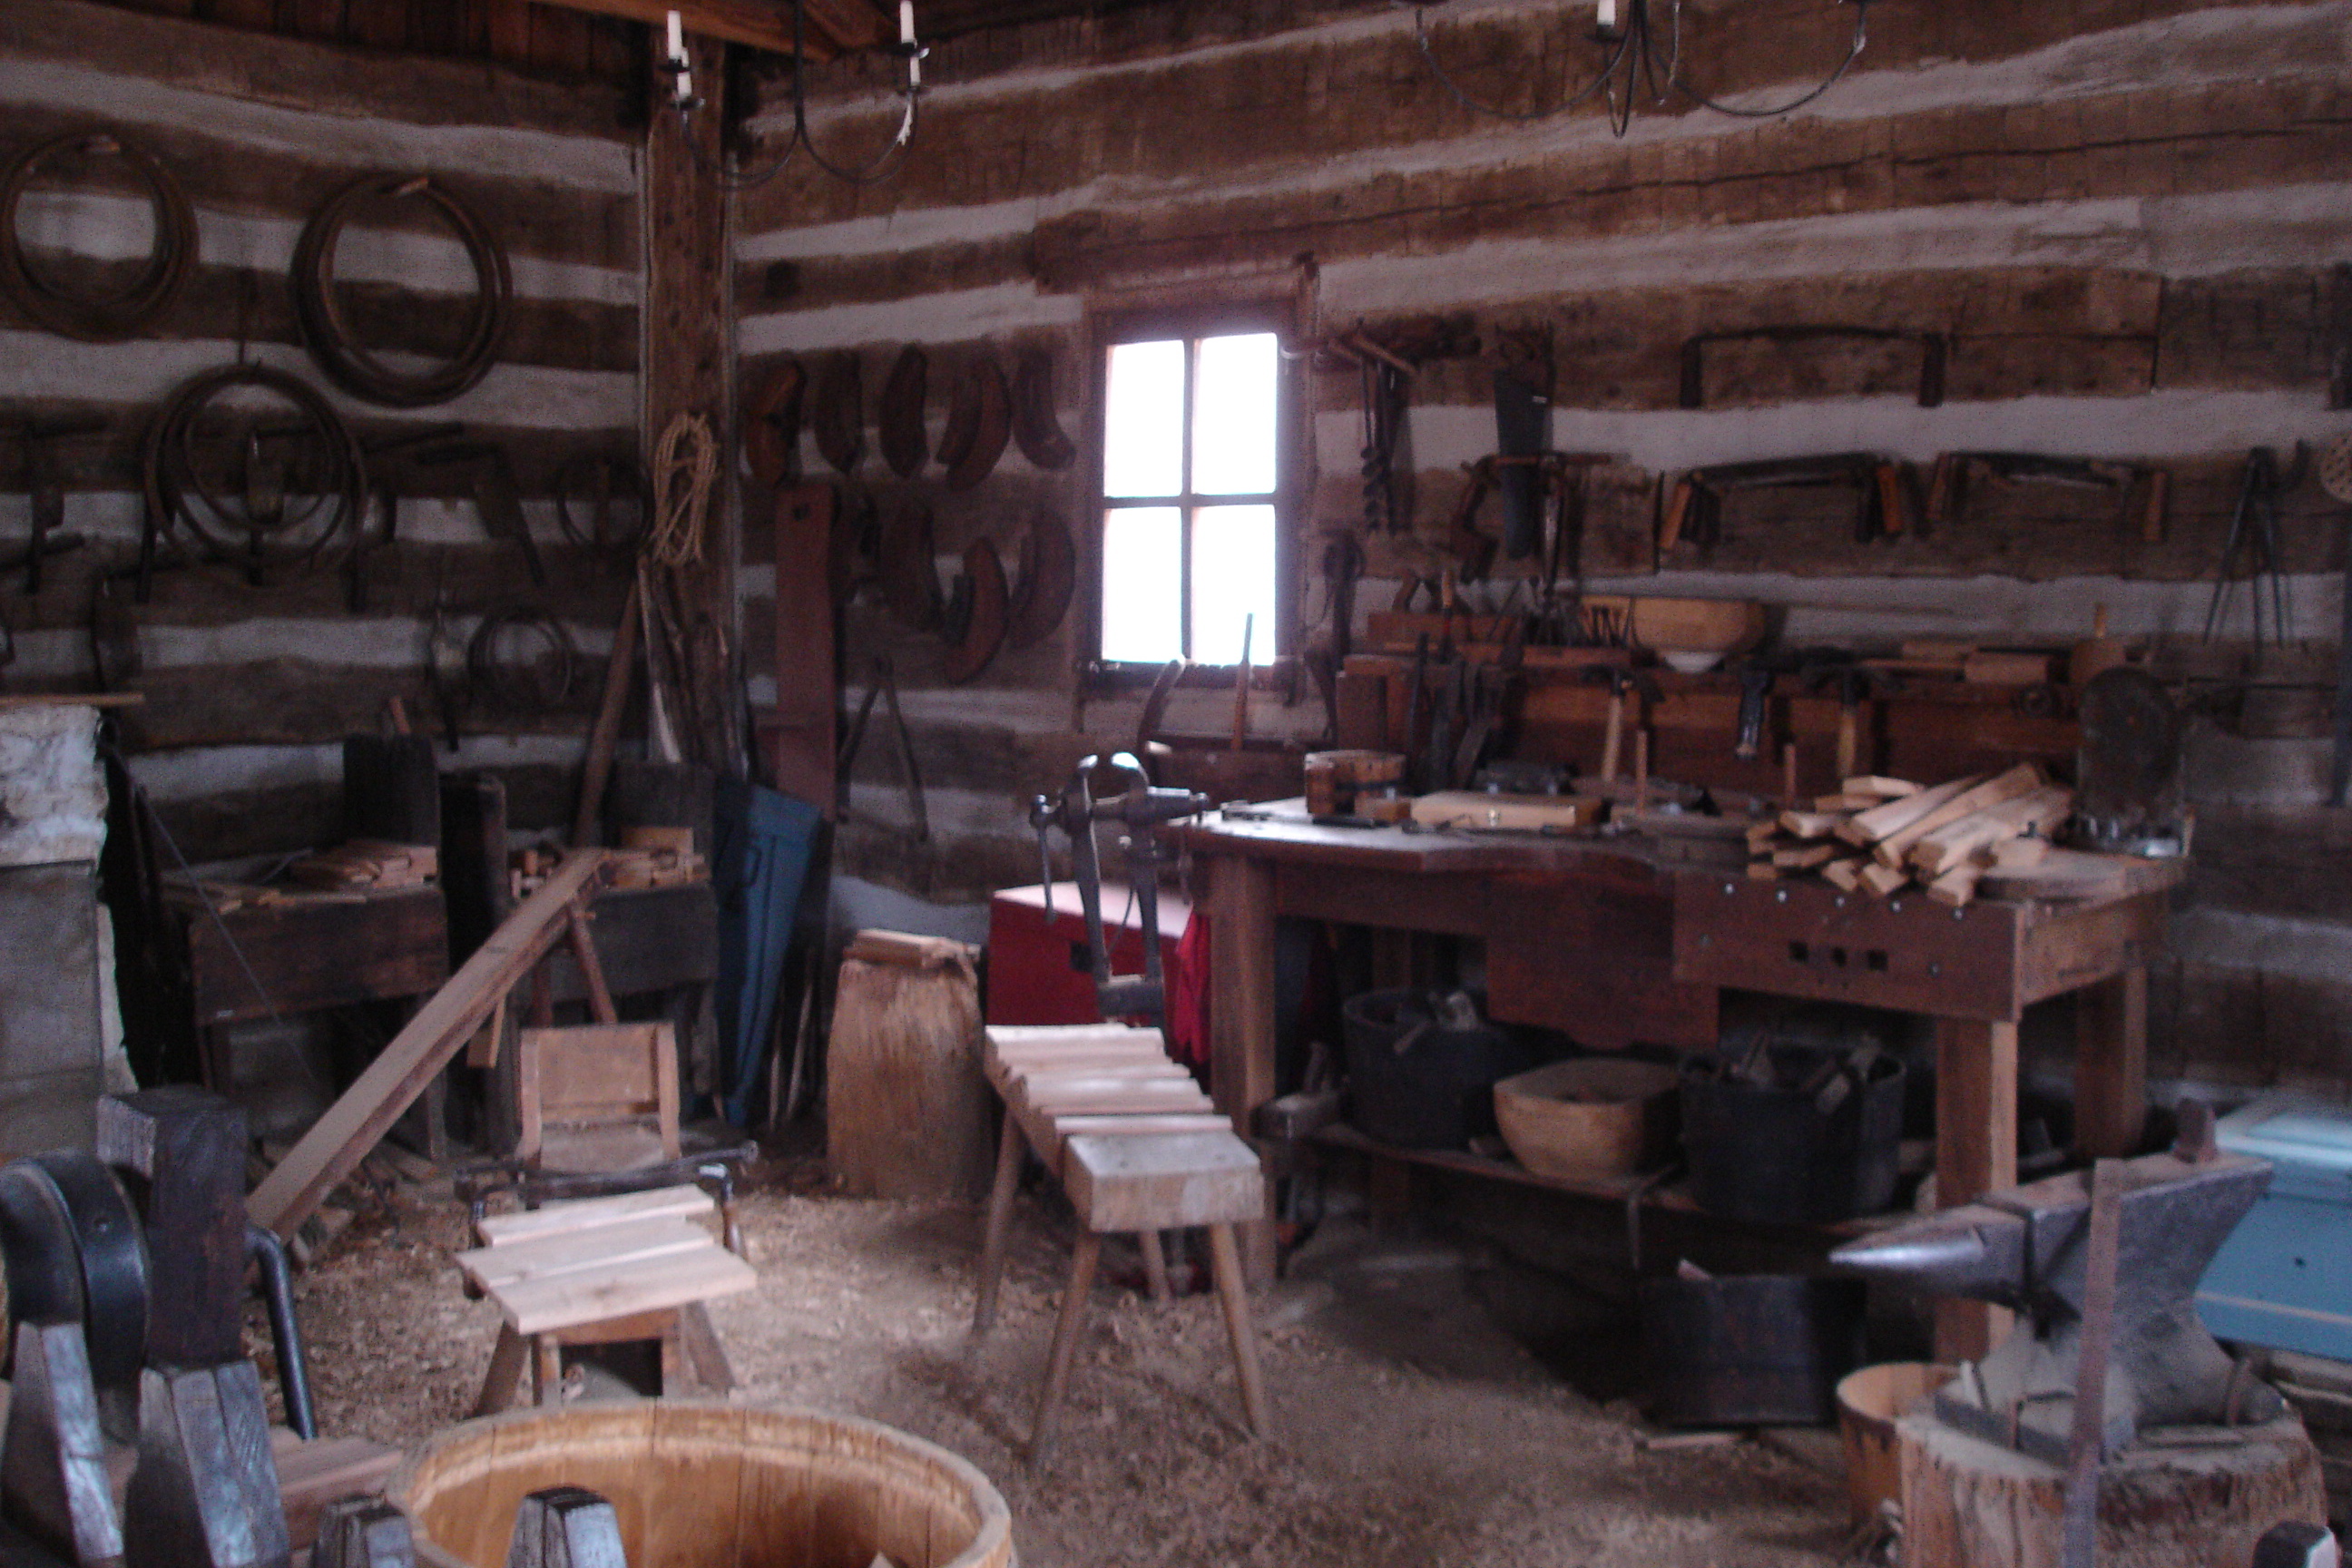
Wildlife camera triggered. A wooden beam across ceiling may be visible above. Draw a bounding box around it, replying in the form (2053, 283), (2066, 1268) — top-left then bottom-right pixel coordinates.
(541, 0), (885, 60)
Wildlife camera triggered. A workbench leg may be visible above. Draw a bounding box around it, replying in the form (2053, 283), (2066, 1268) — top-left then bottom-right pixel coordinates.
(1207, 853), (1279, 1287)
(1934, 1017), (2018, 1363)
(678, 1301), (735, 1392)
(2073, 966), (2148, 1161)
(1031, 1229), (1102, 1461)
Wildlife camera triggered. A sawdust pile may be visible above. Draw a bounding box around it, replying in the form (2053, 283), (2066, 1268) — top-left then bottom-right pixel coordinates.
(284, 1173), (1848, 1568)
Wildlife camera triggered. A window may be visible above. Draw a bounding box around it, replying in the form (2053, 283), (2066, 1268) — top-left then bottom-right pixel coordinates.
(1097, 327), (1285, 667)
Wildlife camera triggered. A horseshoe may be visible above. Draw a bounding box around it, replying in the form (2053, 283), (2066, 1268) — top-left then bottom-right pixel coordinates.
(1011, 346), (1076, 470)
(938, 348), (1012, 492)
(879, 345), (929, 479)
(813, 351), (865, 476)
(743, 357), (805, 487)
(877, 496), (941, 631)
(941, 537), (1008, 685)
(1004, 506), (1075, 651)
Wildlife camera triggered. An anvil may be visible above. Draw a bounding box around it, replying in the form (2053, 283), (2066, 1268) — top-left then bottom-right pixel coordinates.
(1830, 1146), (2284, 1465)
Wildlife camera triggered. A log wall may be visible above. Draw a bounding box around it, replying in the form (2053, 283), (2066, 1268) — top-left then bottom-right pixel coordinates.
(736, 0), (2352, 1097)
(0, 0), (642, 862)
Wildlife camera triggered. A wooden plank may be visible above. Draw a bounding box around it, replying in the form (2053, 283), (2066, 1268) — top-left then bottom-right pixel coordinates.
(456, 1216), (712, 1292)
(247, 851), (612, 1240)
(494, 1242), (756, 1336)
(1871, 764), (2046, 867)
(1934, 1016), (2018, 1364)
(534, 0), (878, 57)
(474, 1182), (713, 1245)
(1906, 786), (2075, 877)
(1063, 1131), (1265, 1231)
(270, 1435), (402, 1551)
(1838, 774), (1986, 848)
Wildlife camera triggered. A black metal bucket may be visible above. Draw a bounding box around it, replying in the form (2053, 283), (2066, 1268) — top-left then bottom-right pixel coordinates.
(1340, 989), (1528, 1150)
(1640, 1273), (1867, 1426)
(1680, 1044), (1906, 1224)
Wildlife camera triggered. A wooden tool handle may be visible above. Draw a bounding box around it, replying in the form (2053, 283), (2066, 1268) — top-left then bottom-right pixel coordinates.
(1877, 463), (1912, 537)
(1602, 690), (1624, 784)
(1660, 479), (1693, 550)
(2141, 466), (2170, 544)
(1926, 454), (1956, 532)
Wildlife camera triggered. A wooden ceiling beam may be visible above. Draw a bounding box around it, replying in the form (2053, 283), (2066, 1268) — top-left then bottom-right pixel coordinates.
(535, 0), (885, 61)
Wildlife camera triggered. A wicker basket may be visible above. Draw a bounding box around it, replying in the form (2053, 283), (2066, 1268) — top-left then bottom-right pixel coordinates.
(1493, 1058), (1679, 1180)
(391, 1400), (1014, 1568)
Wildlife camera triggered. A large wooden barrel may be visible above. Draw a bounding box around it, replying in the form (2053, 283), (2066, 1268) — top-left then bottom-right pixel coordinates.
(389, 1401), (1013, 1568)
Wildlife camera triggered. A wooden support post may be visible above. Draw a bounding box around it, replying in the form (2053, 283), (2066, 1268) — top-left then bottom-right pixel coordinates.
(98, 1088), (247, 1369)
(1934, 1016), (2018, 1362)
(2073, 966), (2148, 1160)
(1206, 854), (1279, 1286)
(642, 28), (735, 768)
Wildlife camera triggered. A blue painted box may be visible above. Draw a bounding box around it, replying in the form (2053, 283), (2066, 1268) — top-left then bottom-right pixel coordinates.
(2196, 1098), (2352, 1362)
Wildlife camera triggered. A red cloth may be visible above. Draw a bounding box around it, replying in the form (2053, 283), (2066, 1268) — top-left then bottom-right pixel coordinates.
(1166, 906), (1211, 1068)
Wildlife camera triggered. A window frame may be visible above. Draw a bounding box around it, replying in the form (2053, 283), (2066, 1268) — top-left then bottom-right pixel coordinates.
(1081, 296), (1303, 679)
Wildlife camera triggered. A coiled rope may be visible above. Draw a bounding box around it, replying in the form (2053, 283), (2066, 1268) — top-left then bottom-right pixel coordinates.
(0, 129), (194, 341)
(290, 172), (510, 407)
(648, 411), (717, 568)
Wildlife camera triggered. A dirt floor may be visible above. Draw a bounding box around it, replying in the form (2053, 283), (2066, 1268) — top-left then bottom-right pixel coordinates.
(287, 1161), (1855, 1568)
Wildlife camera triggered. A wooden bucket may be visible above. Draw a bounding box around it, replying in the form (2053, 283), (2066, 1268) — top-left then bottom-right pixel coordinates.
(1835, 1361), (1952, 1526)
(1492, 1059), (1679, 1181)
(389, 1401), (1014, 1568)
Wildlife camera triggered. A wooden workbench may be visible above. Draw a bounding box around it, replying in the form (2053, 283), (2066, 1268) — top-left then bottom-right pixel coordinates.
(1177, 803), (2175, 1359)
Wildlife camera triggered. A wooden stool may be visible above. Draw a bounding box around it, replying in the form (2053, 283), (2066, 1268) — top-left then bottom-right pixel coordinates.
(974, 1024), (1219, 1332)
(1034, 1131), (1270, 1454)
(456, 1183), (756, 1413)
(971, 1024), (1270, 1455)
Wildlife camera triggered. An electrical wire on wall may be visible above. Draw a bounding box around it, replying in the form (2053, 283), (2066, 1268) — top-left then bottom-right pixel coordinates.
(662, 1), (926, 190)
(1404, 0), (1871, 137)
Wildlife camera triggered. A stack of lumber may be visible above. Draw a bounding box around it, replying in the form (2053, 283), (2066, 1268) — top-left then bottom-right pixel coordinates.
(1743, 763), (2074, 906)
(285, 839), (437, 891)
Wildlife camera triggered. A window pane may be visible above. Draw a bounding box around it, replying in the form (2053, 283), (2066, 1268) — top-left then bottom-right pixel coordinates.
(1102, 339), (1185, 499)
(1102, 507), (1183, 663)
(1190, 505), (1277, 665)
(1191, 332), (1279, 496)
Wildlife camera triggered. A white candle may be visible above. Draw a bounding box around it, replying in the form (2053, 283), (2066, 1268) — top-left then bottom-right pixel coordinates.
(899, 1), (916, 44)
(1597, 0), (1616, 24)
(666, 9), (684, 58)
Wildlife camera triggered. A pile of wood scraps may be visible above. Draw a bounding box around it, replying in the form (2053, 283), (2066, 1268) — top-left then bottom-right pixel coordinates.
(286, 838), (437, 891)
(514, 828), (706, 897)
(1745, 764), (2078, 906)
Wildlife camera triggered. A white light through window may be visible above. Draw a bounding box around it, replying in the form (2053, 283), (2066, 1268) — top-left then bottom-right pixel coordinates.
(1098, 329), (1281, 665)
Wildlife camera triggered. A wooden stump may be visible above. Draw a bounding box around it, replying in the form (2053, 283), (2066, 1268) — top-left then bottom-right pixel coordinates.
(1898, 1411), (2326, 1568)
(826, 951), (991, 1201)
